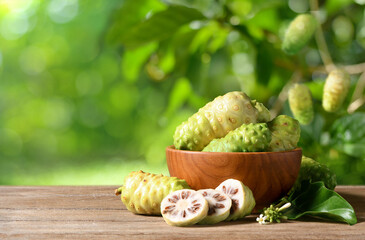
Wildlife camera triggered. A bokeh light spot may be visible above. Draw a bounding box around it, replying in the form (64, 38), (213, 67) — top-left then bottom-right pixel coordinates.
(232, 53), (254, 75)
(288, 0), (309, 13)
(1, 13), (30, 40)
(47, 0), (78, 24)
(332, 16), (354, 44)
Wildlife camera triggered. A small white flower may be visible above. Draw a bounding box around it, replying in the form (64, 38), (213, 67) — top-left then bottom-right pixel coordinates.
(256, 214), (269, 225)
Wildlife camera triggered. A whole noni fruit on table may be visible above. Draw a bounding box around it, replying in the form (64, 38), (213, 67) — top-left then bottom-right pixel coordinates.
(291, 156), (337, 193)
(116, 170), (190, 215)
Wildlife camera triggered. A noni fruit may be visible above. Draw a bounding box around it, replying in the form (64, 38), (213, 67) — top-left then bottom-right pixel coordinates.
(268, 115), (300, 152)
(202, 123), (271, 152)
(174, 91), (259, 151)
(323, 69), (351, 112)
(252, 100), (271, 123)
(288, 83), (314, 125)
(291, 156), (337, 192)
(116, 170), (190, 215)
(282, 14), (317, 55)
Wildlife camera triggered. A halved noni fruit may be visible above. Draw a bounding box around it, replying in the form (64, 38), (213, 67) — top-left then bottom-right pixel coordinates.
(215, 179), (256, 221)
(197, 189), (232, 224)
(160, 189), (208, 227)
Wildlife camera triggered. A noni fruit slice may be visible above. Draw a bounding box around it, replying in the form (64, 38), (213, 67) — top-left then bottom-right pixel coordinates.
(323, 69), (351, 112)
(203, 123), (271, 152)
(268, 115), (300, 152)
(291, 156), (337, 193)
(282, 14), (317, 55)
(216, 179), (256, 221)
(116, 170), (190, 215)
(174, 91), (259, 151)
(160, 189), (208, 227)
(197, 189), (232, 225)
(288, 83), (314, 125)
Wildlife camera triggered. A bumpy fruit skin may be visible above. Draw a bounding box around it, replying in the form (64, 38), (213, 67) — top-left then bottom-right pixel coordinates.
(120, 171), (190, 215)
(252, 100), (271, 122)
(323, 69), (350, 112)
(282, 14), (317, 55)
(202, 123), (271, 152)
(174, 91), (258, 151)
(291, 156), (337, 192)
(268, 115), (300, 152)
(288, 83), (314, 125)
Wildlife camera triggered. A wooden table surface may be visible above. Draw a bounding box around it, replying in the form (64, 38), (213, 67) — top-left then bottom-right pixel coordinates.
(0, 186), (364, 239)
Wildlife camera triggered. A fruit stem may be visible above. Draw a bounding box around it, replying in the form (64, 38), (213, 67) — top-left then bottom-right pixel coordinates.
(309, 0), (335, 72)
(115, 186), (123, 196)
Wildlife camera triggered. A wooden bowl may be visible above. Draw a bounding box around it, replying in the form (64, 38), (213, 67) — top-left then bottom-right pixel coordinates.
(166, 146), (302, 210)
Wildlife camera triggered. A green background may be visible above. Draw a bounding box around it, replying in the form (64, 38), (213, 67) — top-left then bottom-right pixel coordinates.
(0, 0), (364, 185)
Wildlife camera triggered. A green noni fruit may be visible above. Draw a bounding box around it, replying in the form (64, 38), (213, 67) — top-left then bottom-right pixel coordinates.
(174, 91), (259, 151)
(116, 170), (190, 215)
(268, 115), (300, 152)
(202, 123), (271, 152)
(252, 100), (271, 123)
(323, 69), (351, 112)
(288, 83), (314, 125)
(282, 14), (317, 55)
(291, 156), (337, 192)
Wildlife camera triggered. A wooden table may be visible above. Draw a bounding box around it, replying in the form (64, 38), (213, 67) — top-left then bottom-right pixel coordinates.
(0, 186), (364, 239)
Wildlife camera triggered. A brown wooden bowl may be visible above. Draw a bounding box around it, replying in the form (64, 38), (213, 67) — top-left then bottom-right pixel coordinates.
(166, 146), (302, 210)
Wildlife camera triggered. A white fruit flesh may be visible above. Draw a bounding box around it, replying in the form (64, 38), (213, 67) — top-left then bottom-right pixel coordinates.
(160, 189), (208, 227)
(197, 189), (232, 224)
(216, 179), (256, 221)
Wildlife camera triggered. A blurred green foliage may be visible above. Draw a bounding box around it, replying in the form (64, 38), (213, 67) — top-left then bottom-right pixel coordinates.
(0, 0), (364, 185)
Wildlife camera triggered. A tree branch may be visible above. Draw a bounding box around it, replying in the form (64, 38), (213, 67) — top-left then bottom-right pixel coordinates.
(310, 0), (335, 72)
(274, 59), (365, 76)
(347, 96), (365, 113)
(348, 72), (365, 113)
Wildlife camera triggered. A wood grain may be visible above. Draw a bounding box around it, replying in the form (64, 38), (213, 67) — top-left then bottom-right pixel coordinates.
(0, 186), (364, 240)
(166, 146), (302, 209)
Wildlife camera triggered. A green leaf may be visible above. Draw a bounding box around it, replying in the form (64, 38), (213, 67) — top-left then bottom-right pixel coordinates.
(306, 80), (324, 101)
(330, 113), (365, 158)
(119, 5), (206, 48)
(246, 8), (280, 33)
(164, 77), (192, 117)
(284, 181), (357, 225)
(189, 22), (229, 54)
(106, 0), (165, 46)
(122, 43), (158, 82)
